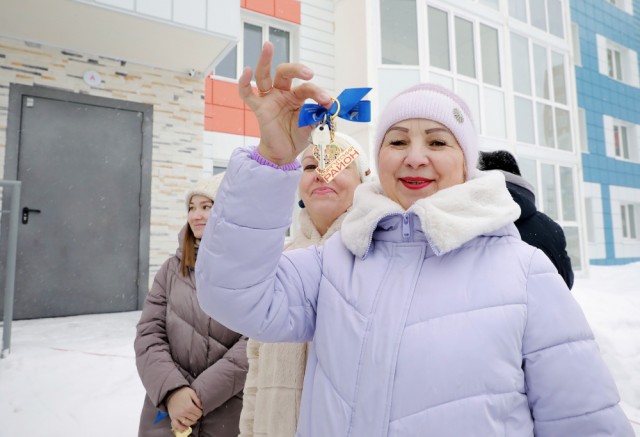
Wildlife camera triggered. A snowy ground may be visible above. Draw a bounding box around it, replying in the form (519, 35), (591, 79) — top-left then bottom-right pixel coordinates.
(1, 263), (639, 436)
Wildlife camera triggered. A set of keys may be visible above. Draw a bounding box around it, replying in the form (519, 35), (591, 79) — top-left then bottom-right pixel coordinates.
(310, 98), (360, 183)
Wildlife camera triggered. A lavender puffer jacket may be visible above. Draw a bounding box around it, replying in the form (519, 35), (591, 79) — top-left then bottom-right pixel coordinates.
(196, 147), (632, 437)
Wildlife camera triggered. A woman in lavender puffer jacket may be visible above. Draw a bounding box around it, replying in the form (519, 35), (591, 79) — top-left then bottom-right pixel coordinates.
(195, 43), (633, 437)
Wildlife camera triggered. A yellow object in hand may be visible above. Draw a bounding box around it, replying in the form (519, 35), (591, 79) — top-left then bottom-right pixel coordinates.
(172, 426), (192, 437)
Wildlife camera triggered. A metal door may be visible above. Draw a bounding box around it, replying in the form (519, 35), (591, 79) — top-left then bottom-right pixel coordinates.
(0, 85), (152, 319)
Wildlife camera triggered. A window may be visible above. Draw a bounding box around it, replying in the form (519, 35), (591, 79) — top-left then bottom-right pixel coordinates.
(604, 116), (639, 162)
(607, 47), (623, 80)
(596, 35), (640, 86)
(509, 0), (564, 38)
(614, 124), (629, 159)
(212, 165), (226, 176)
(571, 23), (582, 66)
(428, 6), (450, 70)
(480, 24), (501, 86)
(621, 204), (638, 239)
(215, 21), (292, 79)
(511, 33), (573, 150)
(380, 0), (419, 65)
(606, 0), (634, 14)
(455, 17), (476, 78)
(425, 7), (505, 138)
(516, 158), (583, 269)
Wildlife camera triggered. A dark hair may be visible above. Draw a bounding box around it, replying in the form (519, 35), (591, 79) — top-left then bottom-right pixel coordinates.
(477, 150), (521, 176)
(180, 223), (197, 277)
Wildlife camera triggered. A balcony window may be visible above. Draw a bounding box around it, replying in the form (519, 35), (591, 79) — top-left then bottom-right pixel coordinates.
(380, 0), (419, 65)
(216, 21), (292, 80)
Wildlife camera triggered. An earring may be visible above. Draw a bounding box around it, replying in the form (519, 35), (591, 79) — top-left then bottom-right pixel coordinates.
(298, 199), (305, 208)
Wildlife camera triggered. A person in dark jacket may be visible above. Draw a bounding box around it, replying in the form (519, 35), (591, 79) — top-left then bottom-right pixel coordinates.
(135, 173), (248, 437)
(478, 150), (574, 288)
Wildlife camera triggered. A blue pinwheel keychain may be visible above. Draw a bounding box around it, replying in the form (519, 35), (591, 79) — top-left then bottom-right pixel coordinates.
(299, 87), (372, 182)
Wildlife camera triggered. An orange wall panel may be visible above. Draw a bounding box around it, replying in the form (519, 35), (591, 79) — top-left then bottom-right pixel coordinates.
(212, 79), (243, 109)
(244, 109), (260, 137)
(245, 0), (275, 16)
(275, 0), (300, 24)
(209, 104), (245, 135)
(205, 78), (214, 104)
(240, 0), (246, 7)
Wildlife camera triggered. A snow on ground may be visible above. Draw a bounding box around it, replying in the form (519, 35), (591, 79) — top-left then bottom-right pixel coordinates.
(0, 263), (639, 436)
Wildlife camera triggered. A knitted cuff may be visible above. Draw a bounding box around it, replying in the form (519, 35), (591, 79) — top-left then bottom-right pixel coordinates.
(250, 147), (301, 171)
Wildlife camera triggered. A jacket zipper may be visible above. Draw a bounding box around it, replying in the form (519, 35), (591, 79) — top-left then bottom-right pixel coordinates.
(402, 213), (412, 242)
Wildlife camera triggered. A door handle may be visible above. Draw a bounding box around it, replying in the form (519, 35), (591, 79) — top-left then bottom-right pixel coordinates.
(22, 207), (41, 224)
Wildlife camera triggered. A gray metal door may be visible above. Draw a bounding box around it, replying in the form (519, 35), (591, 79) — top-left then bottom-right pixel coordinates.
(1, 85), (152, 320)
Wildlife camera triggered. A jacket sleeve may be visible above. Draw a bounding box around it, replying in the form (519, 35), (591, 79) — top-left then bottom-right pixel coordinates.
(554, 226), (575, 290)
(238, 339), (262, 437)
(196, 147), (322, 343)
(522, 250), (633, 436)
(134, 260), (190, 409)
(191, 335), (249, 415)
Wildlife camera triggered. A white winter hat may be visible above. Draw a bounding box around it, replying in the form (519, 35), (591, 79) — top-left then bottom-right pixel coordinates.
(185, 172), (225, 209)
(373, 83), (479, 180)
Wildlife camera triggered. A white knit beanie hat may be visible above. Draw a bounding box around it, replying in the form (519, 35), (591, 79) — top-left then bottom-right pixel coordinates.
(184, 172), (225, 209)
(373, 83), (479, 180)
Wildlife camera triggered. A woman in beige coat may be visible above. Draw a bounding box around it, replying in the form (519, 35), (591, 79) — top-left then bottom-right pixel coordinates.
(135, 173), (248, 437)
(239, 134), (372, 437)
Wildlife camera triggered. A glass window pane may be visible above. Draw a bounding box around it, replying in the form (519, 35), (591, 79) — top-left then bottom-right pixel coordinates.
(547, 0), (564, 38)
(483, 88), (506, 138)
(428, 6), (450, 70)
(381, 0), (419, 65)
(457, 81), (479, 129)
(378, 68), (422, 109)
(455, 17), (476, 78)
(519, 157), (539, 202)
(614, 50), (623, 80)
(607, 49), (615, 77)
(244, 23), (263, 72)
(621, 205), (628, 238)
(585, 198), (595, 242)
(614, 125), (621, 156)
(533, 44), (550, 99)
(479, 0), (499, 9)
(511, 33), (531, 95)
(515, 97), (535, 143)
(215, 46), (237, 79)
(509, 0), (527, 21)
(429, 72), (454, 90)
(537, 103), (555, 147)
(270, 27), (290, 78)
(563, 226), (581, 270)
(480, 24), (501, 86)
(541, 163), (558, 219)
(621, 126), (629, 158)
(530, 0), (547, 31)
(555, 108), (573, 151)
(630, 205), (637, 238)
(551, 52), (567, 104)
(560, 167), (576, 221)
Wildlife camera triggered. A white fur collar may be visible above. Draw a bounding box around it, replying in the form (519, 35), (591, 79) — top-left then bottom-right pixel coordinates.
(286, 208), (347, 251)
(341, 171), (520, 258)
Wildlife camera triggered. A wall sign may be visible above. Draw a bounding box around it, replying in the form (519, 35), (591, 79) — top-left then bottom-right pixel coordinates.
(83, 70), (102, 87)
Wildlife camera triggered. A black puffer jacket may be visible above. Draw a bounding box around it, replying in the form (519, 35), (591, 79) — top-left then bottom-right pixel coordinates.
(502, 171), (574, 289)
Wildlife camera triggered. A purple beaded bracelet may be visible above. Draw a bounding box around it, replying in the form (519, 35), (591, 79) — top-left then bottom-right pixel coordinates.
(250, 147), (301, 171)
